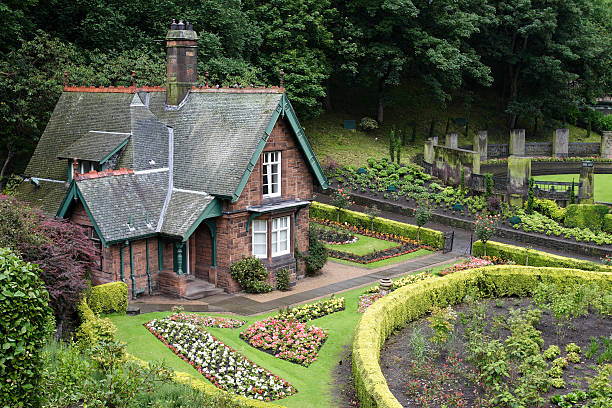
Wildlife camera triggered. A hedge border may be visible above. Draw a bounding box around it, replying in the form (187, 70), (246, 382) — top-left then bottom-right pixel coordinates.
(88, 281), (128, 315)
(351, 265), (612, 408)
(473, 240), (612, 272)
(605, 214), (612, 233)
(310, 202), (444, 249)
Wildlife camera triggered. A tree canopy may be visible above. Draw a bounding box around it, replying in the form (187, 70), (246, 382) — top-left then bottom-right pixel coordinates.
(0, 0), (611, 179)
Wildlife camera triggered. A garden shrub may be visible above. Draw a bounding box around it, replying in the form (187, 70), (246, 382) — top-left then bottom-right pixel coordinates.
(88, 281), (128, 315)
(473, 241), (612, 272)
(305, 224), (328, 274)
(0, 247), (53, 408)
(359, 117), (378, 131)
(604, 214), (612, 233)
(230, 256), (273, 293)
(276, 267), (291, 291)
(564, 204), (609, 231)
(310, 201), (444, 248)
(529, 198), (567, 223)
(74, 297), (116, 350)
(351, 265), (612, 408)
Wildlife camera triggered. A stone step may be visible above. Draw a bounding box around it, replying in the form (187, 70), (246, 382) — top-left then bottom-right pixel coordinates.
(184, 278), (225, 300)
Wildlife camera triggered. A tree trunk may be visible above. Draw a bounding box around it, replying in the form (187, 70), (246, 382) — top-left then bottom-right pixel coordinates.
(377, 79), (385, 123)
(0, 149), (14, 189)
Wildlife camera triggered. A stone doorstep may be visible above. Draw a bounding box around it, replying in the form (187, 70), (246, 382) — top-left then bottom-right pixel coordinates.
(183, 278), (226, 300)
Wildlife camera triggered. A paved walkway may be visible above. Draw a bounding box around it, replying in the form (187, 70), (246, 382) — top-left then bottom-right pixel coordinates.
(132, 251), (459, 315)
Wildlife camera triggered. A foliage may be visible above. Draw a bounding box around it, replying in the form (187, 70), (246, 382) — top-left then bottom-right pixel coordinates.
(88, 281), (128, 315)
(230, 256), (273, 293)
(530, 198), (567, 223)
(604, 214), (612, 234)
(527, 177), (535, 214)
(543, 345), (561, 360)
(359, 117), (378, 132)
(278, 296), (345, 322)
(240, 317), (327, 366)
(414, 203), (432, 241)
(564, 204), (610, 232)
(42, 340), (176, 408)
(0, 196), (97, 337)
(427, 306), (457, 347)
(276, 267), (291, 291)
(145, 317), (296, 400)
(304, 224), (328, 274)
(170, 312), (244, 329)
(330, 188), (354, 212)
(311, 223), (356, 244)
(485, 173), (493, 197)
(0, 247), (53, 408)
(474, 213), (500, 246)
(74, 297), (117, 351)
(388, 128), (395, 162)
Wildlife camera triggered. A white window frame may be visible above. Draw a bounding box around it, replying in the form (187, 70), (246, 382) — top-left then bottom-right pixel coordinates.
(252, 219), (268, 258)
(78, 160), (96, 174)
(271, 216), (290, 257)
(262, 151), (281, 198)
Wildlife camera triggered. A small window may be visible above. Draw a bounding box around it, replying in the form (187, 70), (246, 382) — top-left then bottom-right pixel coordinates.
(252, 219), (268, 258)
(271, 216), (290, 257)
(262, 151), (281, 197)
(78, 160), (96, 174)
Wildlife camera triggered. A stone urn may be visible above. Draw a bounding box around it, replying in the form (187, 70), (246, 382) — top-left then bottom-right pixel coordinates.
(379, 278), (393, 295)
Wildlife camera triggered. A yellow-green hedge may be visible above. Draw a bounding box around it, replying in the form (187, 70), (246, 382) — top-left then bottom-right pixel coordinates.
(352, 265), (612, 408)
(310, 202), (444, 248)
(88, 281), (128, 315)
(473, 241), (612, 272)
(605, 214), (612, 233)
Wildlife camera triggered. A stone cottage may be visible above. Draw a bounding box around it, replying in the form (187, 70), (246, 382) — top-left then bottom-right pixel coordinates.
(16, 21), (328, 299)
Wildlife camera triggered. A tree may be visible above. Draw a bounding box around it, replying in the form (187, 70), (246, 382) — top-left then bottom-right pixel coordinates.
(474, 214), (500, 256)
(0, 196), (97, 338)
(415, 203), (433, 241)
(527, 177), (535, 214)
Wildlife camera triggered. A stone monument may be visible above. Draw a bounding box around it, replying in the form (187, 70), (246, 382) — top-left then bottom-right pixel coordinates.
(446, 132), (458, 149)
(552, 128), (569, 158)
(509, 129), (525, 156)
(579, 161), (594, 204)
(474, 130), (488, 162)
(507, 156), (531, 206)
(601, 131), (612, 159)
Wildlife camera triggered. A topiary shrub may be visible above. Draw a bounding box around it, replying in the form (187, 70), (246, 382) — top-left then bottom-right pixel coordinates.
(530, 198), (567, 223)
(305, 225), (328, 275)
(0, 247), (53, 408)
(276, 268), (291, 291)
(564, 204), (609, 231)
(88, 281), (128, 315)
(230, 256), (273, 293)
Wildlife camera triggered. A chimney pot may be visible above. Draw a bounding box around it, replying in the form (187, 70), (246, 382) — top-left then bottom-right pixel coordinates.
(177, 20), (185, 30)
(186, 21), (193, 30)
(171, 19), (178, 30)
(166, 20), (198, 106)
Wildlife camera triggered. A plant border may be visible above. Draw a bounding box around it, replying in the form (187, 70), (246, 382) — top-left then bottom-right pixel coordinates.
(351, 265), (612, 408)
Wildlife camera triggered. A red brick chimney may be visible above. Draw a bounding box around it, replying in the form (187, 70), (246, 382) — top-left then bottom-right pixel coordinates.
(166, 19), (198, 106)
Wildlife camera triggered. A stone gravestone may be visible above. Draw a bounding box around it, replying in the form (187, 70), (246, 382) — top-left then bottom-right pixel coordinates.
(601, 131), (612, 159)
(423, 139), (435, 164)
(579, 161), (594, 204)
(474, 130), (488, 162)
(507, 156), (531, 207)
(446, 132), (458, 149)
(509, 129), (525, 156)
(552, 128), (569, 158)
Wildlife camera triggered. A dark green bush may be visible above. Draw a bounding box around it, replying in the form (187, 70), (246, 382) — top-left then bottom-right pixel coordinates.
(604, 214), (612, 233)
(276, 268), (291, 291)
(305, 225), (328, 274)
(88, 281), (128, 315)
(0, 247), (53, 408)
(230, 256), (273, 293)
(564, 204), (609, 231)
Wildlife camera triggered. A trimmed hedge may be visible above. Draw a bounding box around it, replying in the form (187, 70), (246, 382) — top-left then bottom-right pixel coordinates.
(564, 204), (609, 231)
(472, 241), (612, 272)
(605, 214), (612, 233)
(88, 281), (128, 315)
(310, 201), (444, 248)
(352, 265), (612, 408)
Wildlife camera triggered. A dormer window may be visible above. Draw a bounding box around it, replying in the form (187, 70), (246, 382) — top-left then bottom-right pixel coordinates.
(262, 151), (281, 198)
(78, 160), (97, 174)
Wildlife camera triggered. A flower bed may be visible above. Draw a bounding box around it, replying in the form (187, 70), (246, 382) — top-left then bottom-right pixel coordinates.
(170, 312), (245, 329)
(359, 273), (435, 312)
(438, 257), (498, 276)
(144, 318), (296, 401)
(313, 218), (431, 264)
(312, 224), (358, 245)
(358, 293), (383, 313)
(277, 297), (345, 322)
(240, 317), (327, 367)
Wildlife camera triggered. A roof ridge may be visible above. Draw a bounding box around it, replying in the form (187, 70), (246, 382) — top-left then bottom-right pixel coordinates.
(190, 86), (285, 94)
(63, 86), (165, 93)
(75, 168), (134, 180)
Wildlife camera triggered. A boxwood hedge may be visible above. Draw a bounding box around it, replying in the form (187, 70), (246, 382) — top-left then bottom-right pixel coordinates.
(352, 265), (612, 408)
(88, 281), (128, 315)
(310, 202), (444, 248)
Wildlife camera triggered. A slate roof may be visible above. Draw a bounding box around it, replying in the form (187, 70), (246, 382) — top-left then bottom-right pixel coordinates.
(58, 131), (130, 162)
(76, 172), (168, 243)
(161, 190), (215, 238)
(14, 180), (68, 217)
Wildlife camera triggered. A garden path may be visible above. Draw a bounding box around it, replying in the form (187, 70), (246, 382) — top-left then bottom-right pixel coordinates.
(132, 251), (459, 315)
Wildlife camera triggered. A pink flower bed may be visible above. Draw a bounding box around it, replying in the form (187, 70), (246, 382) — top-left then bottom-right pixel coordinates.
(439, 257), (494, 276)
(240, 317), (327, 367)
(358, 293), (383, 313)
(170, 312), (245, 328)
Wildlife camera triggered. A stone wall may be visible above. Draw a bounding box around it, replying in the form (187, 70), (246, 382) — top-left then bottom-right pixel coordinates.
(430, 145), (480, 186)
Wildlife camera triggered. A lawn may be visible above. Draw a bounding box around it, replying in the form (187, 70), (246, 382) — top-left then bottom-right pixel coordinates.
(109, 259), (461, 408)
(323, 232), (398, 255)
(533, 173), (612, 202)
(329, 248), (433, 269)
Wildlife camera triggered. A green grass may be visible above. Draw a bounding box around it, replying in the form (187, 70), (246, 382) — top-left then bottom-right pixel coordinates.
(109, 259), (461, 408)
(323, 232), (398, 255)
(533, 174), (612, 202)
(329, 248), (433, 269)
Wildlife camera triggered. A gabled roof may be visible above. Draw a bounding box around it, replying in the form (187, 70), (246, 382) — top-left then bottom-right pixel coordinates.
(161, 189), (219, 240)
(58, 131), (130, 163)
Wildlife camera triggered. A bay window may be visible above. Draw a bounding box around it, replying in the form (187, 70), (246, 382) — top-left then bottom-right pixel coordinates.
(251, 216), (291, 258)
